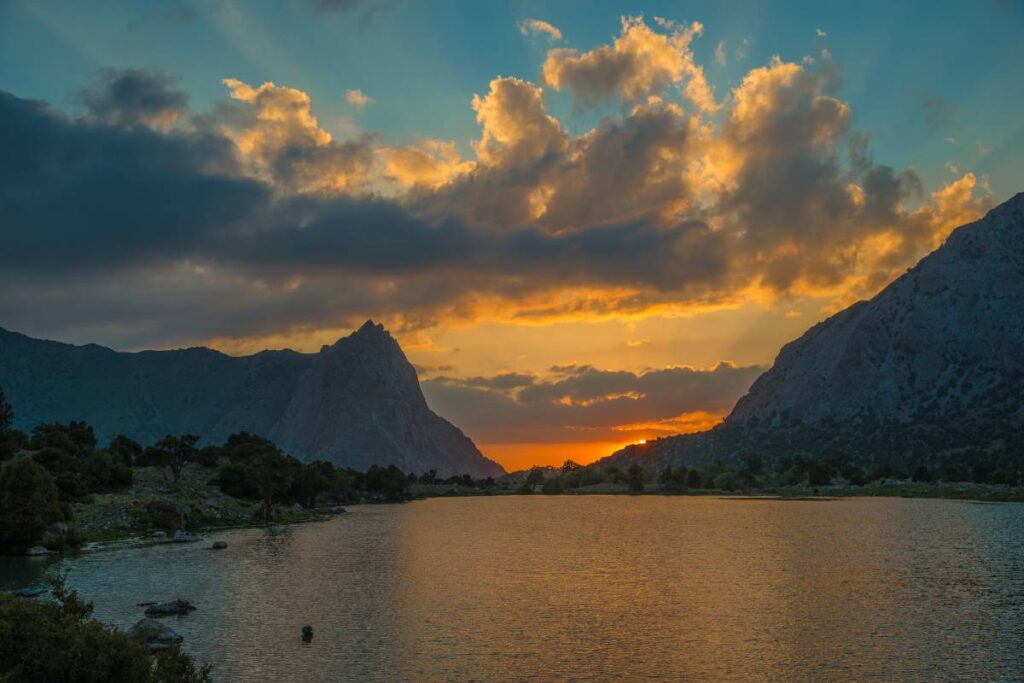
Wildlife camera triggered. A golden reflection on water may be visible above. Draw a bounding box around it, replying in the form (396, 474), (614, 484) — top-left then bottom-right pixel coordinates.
(11, 496), (1024, 682)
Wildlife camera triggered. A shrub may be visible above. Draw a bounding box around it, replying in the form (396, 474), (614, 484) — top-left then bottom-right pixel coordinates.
(0, 573), (211, 682)
(0, 457), (64, 551)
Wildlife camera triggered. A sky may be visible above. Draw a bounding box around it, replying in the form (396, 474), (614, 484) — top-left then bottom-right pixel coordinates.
(1, 0), (1022, 471)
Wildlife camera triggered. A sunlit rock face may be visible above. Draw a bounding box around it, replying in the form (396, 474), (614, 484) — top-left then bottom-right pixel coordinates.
(728, 192), (1024, 426)
(0, 320), (504, 478)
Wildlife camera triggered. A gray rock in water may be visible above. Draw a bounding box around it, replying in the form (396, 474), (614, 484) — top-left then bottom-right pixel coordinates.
(172, 529), (200, 543)
(144, 599), (197, 617)
(302, 625), (314, 642)
(210, 540), (227, 550)
(24, 545), (55, 556)
(131, 618), (183, 650)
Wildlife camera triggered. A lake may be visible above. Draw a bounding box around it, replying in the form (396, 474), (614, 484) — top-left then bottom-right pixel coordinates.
(4, 496), (1024, 681)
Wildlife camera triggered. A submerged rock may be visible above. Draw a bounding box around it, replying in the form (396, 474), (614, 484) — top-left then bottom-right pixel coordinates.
(144, 599), (197, 617)
(302, 625), (314, 642)
(131, 618), (183, 651)
(210, 541), (227, 550)
(12, 588), (48, 598)
(172, 529), (200, 543)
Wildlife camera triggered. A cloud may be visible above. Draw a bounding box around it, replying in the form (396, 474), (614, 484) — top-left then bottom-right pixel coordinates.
(422, 362), (764, 443)
(214, 78), (376, 194)
(345, 88), (372, 109)
(917, 92), (960, 133)
(714, 39), (727, 66)
(519, 18), (562, 42)
(541, 16), (716, 111)
(0, 23), (993, 351)
(77, 68), (188, 128)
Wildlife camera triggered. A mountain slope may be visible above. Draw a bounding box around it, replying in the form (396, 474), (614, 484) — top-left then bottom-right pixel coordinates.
(600, 192), (1024, 470)
(0, 321), (504, 478)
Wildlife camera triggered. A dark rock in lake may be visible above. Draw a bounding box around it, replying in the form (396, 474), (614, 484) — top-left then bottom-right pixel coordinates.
(302, 625), (314, 642)
(132, 618), (183, 650)
(148, 499), (188, 531)
(172, 529), (200, 543)
(47, 522), (69, 535)
(144, 598), (197, 617)
(211, 541), (227, 550)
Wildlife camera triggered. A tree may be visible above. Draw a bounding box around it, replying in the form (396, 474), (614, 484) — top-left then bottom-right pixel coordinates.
(0, 457), (64, 550)
(686, 468), (703, 489)
(0, 572), (212, 682)
(151, 435), (200, 482)
(541, 477), (563, 494)
(525, 468), (546, 487)
(108, 435), (142, 467)
(627, 464), (644, 492)
(0, 385), (12, 436)
(807, 461), (832, 487)
(249, 447), (295, 521)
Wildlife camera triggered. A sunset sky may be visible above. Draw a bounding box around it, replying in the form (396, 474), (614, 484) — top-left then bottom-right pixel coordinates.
(2, 0), (1022, 470)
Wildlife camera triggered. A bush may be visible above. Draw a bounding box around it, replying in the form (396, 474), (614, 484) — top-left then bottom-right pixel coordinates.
(0, 573), (211, 682)
(0, 457), (64, 551)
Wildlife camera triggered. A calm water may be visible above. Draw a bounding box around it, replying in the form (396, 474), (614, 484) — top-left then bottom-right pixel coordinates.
(4, 496), (1024, 682)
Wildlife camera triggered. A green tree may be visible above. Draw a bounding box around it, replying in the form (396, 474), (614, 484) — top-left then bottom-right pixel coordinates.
(686, 468), (703, 489)
(0, 457), (64, 550)
(0, 572), (211, 682)
(250, 447), (295, 521)
(525, 468), (546, 486)
(541, 476), (563, 494)
(151, 435), (200, 482)
(627, 464), (644, 492)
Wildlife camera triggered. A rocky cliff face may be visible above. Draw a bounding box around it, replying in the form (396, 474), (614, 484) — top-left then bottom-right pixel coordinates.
(599, 192), (1024, 469)
(0, 321), (504, 478)
(728, 192), (1024, 427)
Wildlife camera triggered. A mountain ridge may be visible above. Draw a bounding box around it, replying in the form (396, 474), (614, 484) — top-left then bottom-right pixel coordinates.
(0, 320), (505, 478)
(599, 192), (1024, 471)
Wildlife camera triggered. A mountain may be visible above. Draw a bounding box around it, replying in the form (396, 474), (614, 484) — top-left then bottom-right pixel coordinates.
(0, 321), (504, 478)
(600, 192), (1024, 471)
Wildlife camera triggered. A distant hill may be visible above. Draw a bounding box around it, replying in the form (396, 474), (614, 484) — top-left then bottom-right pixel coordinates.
(0, 321), (504, 478)
(600, 192), (1024, 472)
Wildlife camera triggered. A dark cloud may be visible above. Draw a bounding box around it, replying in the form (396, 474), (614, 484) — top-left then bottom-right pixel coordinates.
(77, 69), (189, 127)
(916, 92), (960, 133)
(422, 363), (764, 443)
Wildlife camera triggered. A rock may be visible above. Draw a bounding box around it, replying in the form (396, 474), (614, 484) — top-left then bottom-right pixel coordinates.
(331, 506), (347, 514)
(131, 618), (183, 651)
(25, 545), (55, 556)
(210, 541), (227, 550)
(302, 625), (314, 642)
(47, 522), (69, 535)
(292, 503), (304, 513)
(150, 530), (168, 541)
(12, 588), (48, 598)
(148, 499), (188, 531)
(144, 599), (197, 617)
(172, 529), (200, 543)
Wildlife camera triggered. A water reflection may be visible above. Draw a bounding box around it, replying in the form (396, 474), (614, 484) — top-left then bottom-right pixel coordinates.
(2, 497), (1022, 681)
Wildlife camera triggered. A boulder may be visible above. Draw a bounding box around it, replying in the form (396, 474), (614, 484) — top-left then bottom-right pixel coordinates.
(148, 499), (188, 531)
(131, 618), (183, 651)
(47, 522), (70, 535)
(12, 588), (48, 598)
(25, 545), (55, 556)
(144, 599), (197, 617)
(172, 529), (200, 543)
(302, 625), (314, 642)
(150, 530), (169, 542)
(210, 541), (227, 550)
